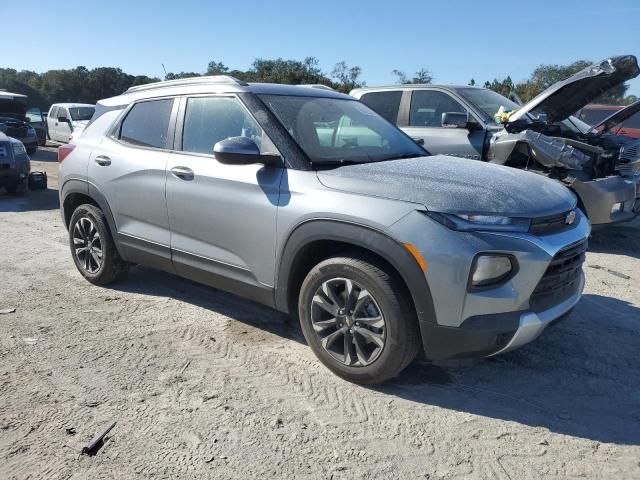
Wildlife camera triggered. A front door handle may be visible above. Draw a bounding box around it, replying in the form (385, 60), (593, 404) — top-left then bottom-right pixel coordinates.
(170, 166), (194, 181)
(94, 155), (111, 166)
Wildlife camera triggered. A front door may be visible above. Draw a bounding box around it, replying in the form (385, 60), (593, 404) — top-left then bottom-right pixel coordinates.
(56, 107), (73, 142)
(402, 89), (486, 160)
(166, 95), (283, 297)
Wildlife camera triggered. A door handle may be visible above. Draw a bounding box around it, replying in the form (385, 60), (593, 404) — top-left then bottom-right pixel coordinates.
(170, 166), (194, 180)
(94, 155), (111, 166)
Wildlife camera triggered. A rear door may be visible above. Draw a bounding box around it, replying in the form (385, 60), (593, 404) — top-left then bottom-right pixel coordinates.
(402, 89), (485, 160)
(87, 97), (176, 270)
(166, 95), (282, 295)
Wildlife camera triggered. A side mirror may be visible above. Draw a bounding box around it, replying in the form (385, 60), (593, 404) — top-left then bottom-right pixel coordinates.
(58, 116), (70, 123)
(441, 112), (470, 129)
(213, 137), (280, 166)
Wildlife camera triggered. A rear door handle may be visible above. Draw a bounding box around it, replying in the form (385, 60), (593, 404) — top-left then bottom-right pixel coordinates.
(94, 155), (111, 166)
(170, 166), (194, 181)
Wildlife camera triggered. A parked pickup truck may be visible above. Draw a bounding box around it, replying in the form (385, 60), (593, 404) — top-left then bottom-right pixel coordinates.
(47, 103), (95, 144)
(352, 55), (640, 226)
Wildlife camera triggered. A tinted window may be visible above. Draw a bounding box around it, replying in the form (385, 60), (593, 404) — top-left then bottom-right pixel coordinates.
(578, 108), (619, 126)
(69, 107), (95, 121)
(182, 97), (264, 155)
(119, 99), (173, 149)
(409, 91), (467, 127)
(260, 95), (426, 165)
(360, 91), (402, 123)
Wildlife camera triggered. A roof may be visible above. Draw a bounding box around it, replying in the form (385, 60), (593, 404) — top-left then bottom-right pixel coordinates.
(350, 84), (479, 96)
(51, 103), (95, 108)
(99, 75), (351, 107)
(0, 90), (28, 100)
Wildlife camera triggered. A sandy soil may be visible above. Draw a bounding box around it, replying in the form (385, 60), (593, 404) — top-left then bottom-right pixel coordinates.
(0, 147), (639, 479)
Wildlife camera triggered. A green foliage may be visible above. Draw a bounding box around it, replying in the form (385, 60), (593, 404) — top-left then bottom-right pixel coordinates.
(0, 66), (159, 109)
(392, 68), (433, 85)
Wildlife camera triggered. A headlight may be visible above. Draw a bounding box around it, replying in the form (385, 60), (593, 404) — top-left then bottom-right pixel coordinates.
(470, 254), (515, 289)
(12, 141), (26, 155)
(425, 212), (530, 232)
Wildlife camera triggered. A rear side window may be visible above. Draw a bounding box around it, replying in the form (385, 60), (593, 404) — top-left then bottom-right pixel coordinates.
(359, 91), (403, 123)
(409, 90), (467, 127)
(119, 99), (174, 149)
(181, 96), (264, 155)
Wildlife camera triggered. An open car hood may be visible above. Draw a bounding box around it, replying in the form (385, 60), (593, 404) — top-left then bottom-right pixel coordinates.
(0, 98), (27, 118)
(509, 55), (639, 124)
(593, 99), (640, 131)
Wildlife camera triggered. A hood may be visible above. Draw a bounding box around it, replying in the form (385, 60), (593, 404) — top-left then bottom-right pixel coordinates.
(316, 155), (576, 218)
(593, 99), (640, 132)
(509, 55), (639, 124)
(0, 98), (27, 118)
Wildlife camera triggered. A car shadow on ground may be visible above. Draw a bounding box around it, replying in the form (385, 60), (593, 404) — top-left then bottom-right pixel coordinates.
(105, 265), (640, 446)
(379, 293), (640, 446)
(0, 187), (59, 212)
(589, 218), (640, 260)
(31, 146), (59, 163)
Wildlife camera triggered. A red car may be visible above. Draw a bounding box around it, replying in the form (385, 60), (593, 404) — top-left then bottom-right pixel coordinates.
(578, 101), (640, 139)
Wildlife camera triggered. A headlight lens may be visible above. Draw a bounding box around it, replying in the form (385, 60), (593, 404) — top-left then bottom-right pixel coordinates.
(470, 254), (514, 288)
(426, 212), (530, 232)
(12, 141), (26, 155)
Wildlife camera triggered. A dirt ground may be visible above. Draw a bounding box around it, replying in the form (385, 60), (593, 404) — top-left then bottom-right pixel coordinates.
(0, 147), (639, 479)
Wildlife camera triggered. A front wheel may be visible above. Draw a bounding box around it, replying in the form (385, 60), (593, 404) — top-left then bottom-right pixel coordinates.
(69, 204), (128, 285)
(298, 254), (421, 384)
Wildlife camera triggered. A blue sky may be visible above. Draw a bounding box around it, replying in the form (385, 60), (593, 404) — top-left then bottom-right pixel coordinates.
(3, 0), (640, 95)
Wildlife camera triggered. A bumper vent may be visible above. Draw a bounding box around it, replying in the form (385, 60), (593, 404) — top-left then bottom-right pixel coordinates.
(530, 239), (587, 313)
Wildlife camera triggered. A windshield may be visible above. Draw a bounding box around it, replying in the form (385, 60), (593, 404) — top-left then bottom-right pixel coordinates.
(69, 107), (95, 121)
(26, 108), (43, 124)
(259, 95), (427, 165)
(457, 88), (522, 125)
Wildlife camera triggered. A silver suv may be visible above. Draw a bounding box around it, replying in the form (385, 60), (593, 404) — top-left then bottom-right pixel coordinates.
(58, 76), (590, 384)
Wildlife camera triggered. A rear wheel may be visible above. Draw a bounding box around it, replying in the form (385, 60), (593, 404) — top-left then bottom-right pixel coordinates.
(298, 254), (421, 384)
(5, 178), (27, 195)
(69, 204), (128, 285)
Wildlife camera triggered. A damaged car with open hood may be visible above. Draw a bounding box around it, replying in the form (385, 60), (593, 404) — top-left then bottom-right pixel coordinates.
(351, 55), (640, 226)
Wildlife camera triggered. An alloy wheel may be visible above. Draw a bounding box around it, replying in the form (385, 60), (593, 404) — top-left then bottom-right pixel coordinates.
(72, 217), (103, 274)
(310, 277), (386, 367)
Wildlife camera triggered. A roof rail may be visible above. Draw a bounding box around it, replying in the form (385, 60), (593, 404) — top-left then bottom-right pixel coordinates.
(125, 75), (249, 93)
(298, 84), (334, 91)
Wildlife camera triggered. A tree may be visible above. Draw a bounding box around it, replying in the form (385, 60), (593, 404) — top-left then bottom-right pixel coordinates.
(483, 76), (515, 98)
(468, 78), (476, 86)
(165, 72), (201, 80)
(392, 68), (433, 84)
(329, 61), (363, 92)
(206, 61), (229, 76)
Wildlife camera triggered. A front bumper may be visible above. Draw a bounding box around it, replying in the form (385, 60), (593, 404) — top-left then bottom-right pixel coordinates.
(387, 208), (590, 361)
(570, 175), (638, 225)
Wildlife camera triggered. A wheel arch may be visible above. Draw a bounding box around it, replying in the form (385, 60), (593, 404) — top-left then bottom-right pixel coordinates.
(275, 219), (437, 329)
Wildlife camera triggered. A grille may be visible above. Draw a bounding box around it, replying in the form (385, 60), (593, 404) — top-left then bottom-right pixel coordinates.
(5, 126), (27, 138)
(528, 211), (572, 235)
(530, 240), (586, 313)
(620, 143), (639, 162)
(616, 159), (640, 176)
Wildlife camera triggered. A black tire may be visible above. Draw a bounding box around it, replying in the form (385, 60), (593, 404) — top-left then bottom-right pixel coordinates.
(298, 253), (421, 384)
(26, 146), (37, 156)
(5, 178), (27, 195)
(69, 204), (128, 285)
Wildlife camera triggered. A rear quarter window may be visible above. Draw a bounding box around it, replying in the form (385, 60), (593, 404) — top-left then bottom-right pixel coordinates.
(118, 99), (174, 149)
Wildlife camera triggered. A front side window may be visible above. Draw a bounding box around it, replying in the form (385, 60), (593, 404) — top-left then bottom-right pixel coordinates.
(58, 107), (69, 120)
(260, 95), (426, 165)
(119, 99), (174, 149)
(50, 106), (59, 118)
(69, 107), (95, 121)
(359, 91), (403, 123)
(409, 90), (467, 127)
(181, 96), (268, 155)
